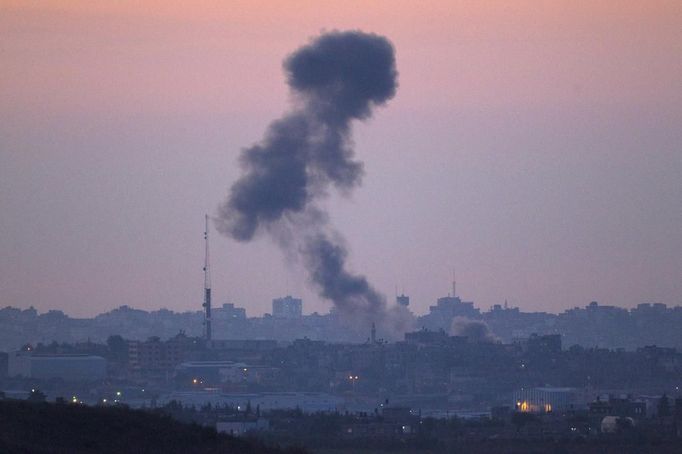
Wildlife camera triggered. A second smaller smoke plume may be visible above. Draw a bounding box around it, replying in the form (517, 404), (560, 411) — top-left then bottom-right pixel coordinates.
(450, 317), (497, 343)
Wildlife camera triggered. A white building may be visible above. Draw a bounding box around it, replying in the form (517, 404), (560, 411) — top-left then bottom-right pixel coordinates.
(513, 387), (583, 413)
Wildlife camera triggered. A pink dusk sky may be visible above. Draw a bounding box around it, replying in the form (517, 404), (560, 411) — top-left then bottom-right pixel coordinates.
(1, 1), (680, 317)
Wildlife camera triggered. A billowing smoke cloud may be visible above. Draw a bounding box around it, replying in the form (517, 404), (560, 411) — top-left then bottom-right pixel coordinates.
(216, 31), (411, 335)
(450, 317), (498, 343)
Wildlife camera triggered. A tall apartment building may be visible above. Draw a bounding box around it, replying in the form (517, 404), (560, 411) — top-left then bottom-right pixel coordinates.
(272, 296), (303, 319)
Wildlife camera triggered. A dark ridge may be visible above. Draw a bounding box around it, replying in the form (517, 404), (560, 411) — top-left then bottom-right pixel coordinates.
(0, 399), (305, 454)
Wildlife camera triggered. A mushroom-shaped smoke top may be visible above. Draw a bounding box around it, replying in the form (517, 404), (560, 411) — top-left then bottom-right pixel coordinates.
(286, 31), (398, 121)
(216, 31), (398, 241)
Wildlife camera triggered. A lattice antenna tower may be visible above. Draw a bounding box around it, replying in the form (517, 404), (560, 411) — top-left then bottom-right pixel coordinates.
(203, 214), (212, 341)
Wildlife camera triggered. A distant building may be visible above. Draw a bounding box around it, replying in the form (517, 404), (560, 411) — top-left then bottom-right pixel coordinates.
(0, 352), (7, 378)
(175, 360), (237, 385)
(404, 328), (467, 347)
(217, 418), (269, 436)
(209, 339), (278, 352)
(589, 395), (646, 419)
(128, 334), (191, 377)
(431, 296), (479, 318)
(8, 352), (106, 381)
(212, 303), (246, 321)
(396, 294), (410, 307)
(218, 363), (280, 385)
(419, 295), (481, 331)
(517, 334), (562, 354)
(513, 387), (580, 413)
(272, 296), (302, 319)
(405, 328), (449, 345)
(163, 391), (344, 413)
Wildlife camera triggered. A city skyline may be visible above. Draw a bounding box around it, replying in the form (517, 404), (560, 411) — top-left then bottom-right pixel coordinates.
(2, 5), (682, 450)
(1, 1), (681, 318)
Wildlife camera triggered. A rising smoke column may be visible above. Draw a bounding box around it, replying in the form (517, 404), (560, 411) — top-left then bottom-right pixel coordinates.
(215, 31), (404, 331)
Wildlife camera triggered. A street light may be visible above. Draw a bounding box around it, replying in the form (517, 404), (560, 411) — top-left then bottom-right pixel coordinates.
(349, 375), (359, 392)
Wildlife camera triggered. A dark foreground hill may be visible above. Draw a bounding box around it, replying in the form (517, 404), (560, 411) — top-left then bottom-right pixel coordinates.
(0, 399), (305, 454)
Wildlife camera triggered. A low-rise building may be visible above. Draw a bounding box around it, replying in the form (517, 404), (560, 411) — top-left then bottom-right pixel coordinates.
(513, 387), (581, 413)
(272, 296), (303, 319)
(8, 352), (106, 381)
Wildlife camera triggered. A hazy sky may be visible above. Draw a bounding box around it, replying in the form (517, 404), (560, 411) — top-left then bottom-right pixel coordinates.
(1, 1), (680, 318)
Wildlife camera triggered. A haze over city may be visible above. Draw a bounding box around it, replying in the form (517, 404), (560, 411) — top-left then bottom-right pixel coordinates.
(1, 1), (681, 319)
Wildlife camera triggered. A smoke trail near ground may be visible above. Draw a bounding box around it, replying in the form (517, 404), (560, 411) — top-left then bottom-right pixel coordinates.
(215, 31), (412, 335)
(302, 234), (386, 320)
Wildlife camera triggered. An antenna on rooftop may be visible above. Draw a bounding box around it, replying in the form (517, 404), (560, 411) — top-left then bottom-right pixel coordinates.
(452, 269), (456, 298)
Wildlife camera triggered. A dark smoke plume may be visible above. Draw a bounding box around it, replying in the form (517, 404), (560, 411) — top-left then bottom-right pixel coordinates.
(216, 31), (411, 334)
(303, 234), (386, 320)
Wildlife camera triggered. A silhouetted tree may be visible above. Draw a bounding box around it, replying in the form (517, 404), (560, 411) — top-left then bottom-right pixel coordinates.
(28, 389), (46, 403)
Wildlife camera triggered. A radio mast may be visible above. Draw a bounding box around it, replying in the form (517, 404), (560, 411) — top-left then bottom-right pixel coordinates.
(203, 214), (212, 342)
